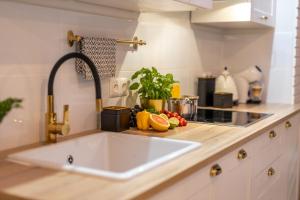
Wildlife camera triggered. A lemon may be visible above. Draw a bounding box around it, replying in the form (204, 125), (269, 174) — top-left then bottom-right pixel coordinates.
(168, 117), (179, 129)
(159, 113), (169, 120)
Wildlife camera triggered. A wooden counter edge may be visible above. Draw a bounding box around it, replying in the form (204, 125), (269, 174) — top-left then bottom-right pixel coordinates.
(1, 105), (300, 200)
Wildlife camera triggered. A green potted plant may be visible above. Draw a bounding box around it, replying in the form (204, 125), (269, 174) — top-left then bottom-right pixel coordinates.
(129, 67), (175, 112)
(0, 98), (22, 123)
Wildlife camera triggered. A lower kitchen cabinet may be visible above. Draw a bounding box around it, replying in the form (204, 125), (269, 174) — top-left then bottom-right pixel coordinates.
(212, 146), (252, 200)
(282, 115), (300, 200)
(188, 184), (211, 200)
(148, 164), (213, 200)
(147, 113), (300, 200)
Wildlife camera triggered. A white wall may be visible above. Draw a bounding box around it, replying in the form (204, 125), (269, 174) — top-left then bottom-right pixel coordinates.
(221, 29), (274, 102)
(0, 2), (223, 150)
(220, 0), (298, 104)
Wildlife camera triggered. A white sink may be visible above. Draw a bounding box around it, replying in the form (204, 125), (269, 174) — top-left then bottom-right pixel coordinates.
(8, 132), (201, 180)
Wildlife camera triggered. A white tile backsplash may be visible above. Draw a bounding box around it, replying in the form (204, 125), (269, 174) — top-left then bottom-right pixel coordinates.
(0, 0), (297, 151)
(0, 2), (223, 150)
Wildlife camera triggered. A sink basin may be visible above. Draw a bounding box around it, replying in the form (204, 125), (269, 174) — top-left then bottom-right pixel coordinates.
(8, 132), (201, 180)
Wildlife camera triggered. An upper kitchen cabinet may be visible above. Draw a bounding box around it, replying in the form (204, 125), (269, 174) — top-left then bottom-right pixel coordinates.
(11, 0), (212, 20)
(191, 0), (276, 29)
(176, 0), (212, 9)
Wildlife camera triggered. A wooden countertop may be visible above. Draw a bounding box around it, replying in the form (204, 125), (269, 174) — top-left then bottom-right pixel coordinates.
(0, 104), (300, 200)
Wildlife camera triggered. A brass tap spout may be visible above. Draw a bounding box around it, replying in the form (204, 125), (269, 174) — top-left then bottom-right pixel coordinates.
(46, 99), (70, 143)
(46, 52), (102, 143)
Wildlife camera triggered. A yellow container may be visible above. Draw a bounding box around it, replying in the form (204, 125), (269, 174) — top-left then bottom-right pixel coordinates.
(148, 99), (164, 112)
(171, 82), (181, 98)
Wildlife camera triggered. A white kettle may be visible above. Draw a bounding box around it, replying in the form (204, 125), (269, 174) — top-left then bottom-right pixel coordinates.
(215, 67), (239, 102)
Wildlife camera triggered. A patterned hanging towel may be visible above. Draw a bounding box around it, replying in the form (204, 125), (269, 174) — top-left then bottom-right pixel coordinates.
(75, 36), (117, 80)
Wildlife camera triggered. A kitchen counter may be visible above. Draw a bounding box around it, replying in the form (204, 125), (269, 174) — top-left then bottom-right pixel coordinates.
(0, 104), (299, 200)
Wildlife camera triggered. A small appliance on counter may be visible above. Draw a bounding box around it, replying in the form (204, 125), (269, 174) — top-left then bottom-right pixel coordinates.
(197, 75), (215, 107)
(101, 106), (131, 132)
(213, 92), (233, 108)
(167, 95), (199, 119)
(248, 82), (264, 104)
(215, 67), (238, 104)
(234, 65), (263, 104)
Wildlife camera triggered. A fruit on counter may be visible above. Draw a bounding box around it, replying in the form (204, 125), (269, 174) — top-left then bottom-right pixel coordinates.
(159, 113), (168, 120)
(149, 114), (170, 132)
(129, 105), (143, 127)
(179, 118), (187, 127)
(161, 110), (187, 127)
(168, 117), (179, 129)
(136, 110), (150, 131)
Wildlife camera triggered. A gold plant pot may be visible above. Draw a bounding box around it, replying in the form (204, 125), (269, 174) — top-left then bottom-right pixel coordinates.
(148, 99), (165, 112)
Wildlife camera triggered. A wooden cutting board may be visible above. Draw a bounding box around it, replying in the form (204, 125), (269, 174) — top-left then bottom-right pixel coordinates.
(124, 123), (201, 137)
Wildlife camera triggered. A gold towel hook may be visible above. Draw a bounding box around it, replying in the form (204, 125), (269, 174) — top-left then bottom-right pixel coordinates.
(116, 36), (146, 50)
(67, 31), (81, 47)
(67, 30), (146, 50)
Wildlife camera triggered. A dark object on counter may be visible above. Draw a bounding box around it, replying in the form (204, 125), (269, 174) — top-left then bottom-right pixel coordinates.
(247, 99), (262, 104)
(101, 106), (131, 132)
(213, 92), (233, 108)
(198, 77), (216, 106)
(129, 105), (143, 128)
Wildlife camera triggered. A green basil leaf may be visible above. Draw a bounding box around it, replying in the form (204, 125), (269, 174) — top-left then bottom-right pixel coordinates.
(129, 82), (139, 90)
(131, 71), (141, 80)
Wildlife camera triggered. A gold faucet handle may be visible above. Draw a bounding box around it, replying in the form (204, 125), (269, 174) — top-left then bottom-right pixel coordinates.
(61, 104), (70, 135)
(63, 105), (69, 124)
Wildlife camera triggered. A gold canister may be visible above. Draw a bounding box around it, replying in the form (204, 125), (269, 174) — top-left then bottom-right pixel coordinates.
(171, 82), (181, 99)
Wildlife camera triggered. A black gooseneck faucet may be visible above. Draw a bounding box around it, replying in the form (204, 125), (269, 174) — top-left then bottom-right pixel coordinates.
(46, 52), (102, 143)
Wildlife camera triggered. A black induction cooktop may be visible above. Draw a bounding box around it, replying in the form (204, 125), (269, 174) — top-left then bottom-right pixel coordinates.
(185, 108), (272, 127)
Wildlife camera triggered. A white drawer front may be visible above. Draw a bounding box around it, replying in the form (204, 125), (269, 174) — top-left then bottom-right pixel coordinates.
(282, 114), (300, 153)
(147, 164), (212, 200)
(252, 157), (283, 200)
(251, 126), (282, 176)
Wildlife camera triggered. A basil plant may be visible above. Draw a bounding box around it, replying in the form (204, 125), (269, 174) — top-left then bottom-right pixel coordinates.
(129, 67), (176, 100)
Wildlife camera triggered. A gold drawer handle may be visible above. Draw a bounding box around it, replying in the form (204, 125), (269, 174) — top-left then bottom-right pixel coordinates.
(285, 121), (292, 128)
(210, 164), (222, 177)
(260, 15), (269, 20)
(237, 149), (247, 160)
(269, 130), (277, 139)
(267, 167), (275, 176)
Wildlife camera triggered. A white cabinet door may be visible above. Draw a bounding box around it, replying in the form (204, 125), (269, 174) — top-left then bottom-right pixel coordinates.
(12, 0), (211, 17)
(188, 184), (212, 200)
(175, 0), (212, 8)
(251, 0), (276, 27)
(257, 168), (284, 200)
(252, 157), (284, 200)
(211, 147), (252, 200)
(191, 0), (276, 28)
(189, 0), (212, 8)
(147, 165), (213, 200)
(281, 115), (300, 200)
(213, 159), (251, 200)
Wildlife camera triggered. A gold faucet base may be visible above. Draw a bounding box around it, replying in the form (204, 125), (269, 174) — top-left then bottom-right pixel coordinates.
(45, 95), (70, 143)
(47, 133), (57, 143)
